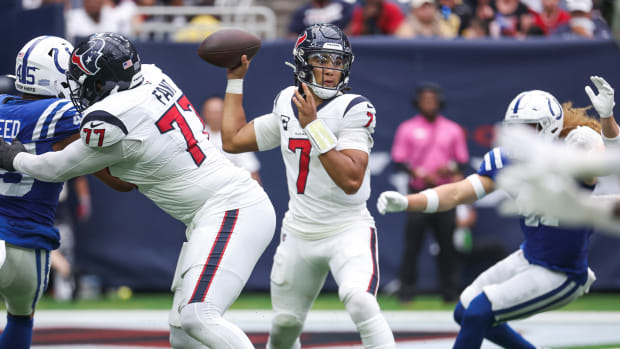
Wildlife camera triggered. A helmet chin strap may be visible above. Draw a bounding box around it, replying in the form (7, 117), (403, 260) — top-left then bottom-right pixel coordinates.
(308, 71), (338, 100)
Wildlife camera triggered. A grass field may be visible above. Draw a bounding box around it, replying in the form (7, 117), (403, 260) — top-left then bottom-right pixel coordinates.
(33, 291), (620, 311)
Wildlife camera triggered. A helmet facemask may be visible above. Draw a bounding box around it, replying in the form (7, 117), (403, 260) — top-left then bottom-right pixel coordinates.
(296, 50), (352, 99)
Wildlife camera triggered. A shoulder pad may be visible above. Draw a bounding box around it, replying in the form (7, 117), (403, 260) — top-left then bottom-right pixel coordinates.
(341, 95), (376, 130)
(477, 147), (510, 181)
(80, 110), (128, 147)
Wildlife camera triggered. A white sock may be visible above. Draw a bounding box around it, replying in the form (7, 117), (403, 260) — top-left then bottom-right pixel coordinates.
(357, 314), (396, 349)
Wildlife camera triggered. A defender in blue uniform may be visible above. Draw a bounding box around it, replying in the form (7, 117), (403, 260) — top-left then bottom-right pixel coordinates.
(0, 36), (132, 349)
(377, 90), (599, 349)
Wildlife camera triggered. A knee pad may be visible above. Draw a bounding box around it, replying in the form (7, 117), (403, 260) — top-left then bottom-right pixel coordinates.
(462, 293), (494, 326)
(453, 301), (465, 325)
(272, 312), (303, 332)
(179, 303), (221, 339)
(169, 325), (206, 349)
(342, 290), (380, 324)
(269, 312), (303, 348)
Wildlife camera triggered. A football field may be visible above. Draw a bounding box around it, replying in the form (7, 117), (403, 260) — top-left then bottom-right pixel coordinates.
(7, 292), (620, 349)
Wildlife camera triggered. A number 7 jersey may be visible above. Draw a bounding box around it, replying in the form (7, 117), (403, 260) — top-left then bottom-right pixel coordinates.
(253, 86), (376, 239)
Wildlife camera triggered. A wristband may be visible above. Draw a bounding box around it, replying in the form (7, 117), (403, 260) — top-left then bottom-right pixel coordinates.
(421, 189), (439, 213)
(226, 79), (243, 94)
(304, 119), (337, 154)
(467, 174), (487, 199)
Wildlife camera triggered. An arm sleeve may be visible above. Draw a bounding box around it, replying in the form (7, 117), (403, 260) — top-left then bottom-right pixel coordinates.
(337, 98), (376, 152)
(253, 112), (281, 151)
(13, 139), (128, 182)
(477, 147), (509, 181)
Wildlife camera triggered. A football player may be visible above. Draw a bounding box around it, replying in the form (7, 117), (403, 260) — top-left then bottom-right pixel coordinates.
(221, 24), (396, 348)
(377, 90), (599, 349)
(0, 33), (276, 349)
(0, 35), (133, 349)
(496, 76), (620, 235)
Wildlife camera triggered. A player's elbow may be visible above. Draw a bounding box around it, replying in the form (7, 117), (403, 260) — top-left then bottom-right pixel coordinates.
(222, 141), (240, 154)
(341, 178), (363, 195)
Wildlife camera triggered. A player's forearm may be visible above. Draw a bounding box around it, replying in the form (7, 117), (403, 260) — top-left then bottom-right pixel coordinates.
(319, 149), (366, 195)
(222, 93), (248, 152)
(601, 116), (620, 140)
(14, 141), (120, 182)
(407, 179), (479, 212)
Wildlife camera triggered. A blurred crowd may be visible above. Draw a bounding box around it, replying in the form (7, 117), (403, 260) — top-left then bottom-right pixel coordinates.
(18, 0), (617, 42)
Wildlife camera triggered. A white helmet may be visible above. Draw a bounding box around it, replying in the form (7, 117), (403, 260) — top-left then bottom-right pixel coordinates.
(565, 126), (604, 153)
(504, 90), (564, 140)
(14, 36), (74, 98)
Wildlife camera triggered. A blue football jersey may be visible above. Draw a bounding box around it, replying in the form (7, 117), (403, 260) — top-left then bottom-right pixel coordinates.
(0, 94), (81, 250)
(477, 147), (591, 276)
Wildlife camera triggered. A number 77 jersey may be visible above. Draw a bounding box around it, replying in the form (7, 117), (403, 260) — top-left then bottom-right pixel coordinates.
(253, 86), (376, 239)
(78, 64), (266, 225)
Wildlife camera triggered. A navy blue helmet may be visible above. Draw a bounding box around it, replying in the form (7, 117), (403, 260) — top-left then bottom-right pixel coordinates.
(67, 33), (143, 112)
(290, 24), (354, 99)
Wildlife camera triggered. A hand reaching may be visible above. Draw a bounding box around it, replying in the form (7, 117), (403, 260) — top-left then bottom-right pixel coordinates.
(0, 138), (25, 172)
(585, 75), (615, 119)
(376, 191), (408, 215)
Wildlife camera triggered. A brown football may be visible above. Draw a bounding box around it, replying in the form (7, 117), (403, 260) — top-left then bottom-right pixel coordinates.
(197, 28), (261, 68)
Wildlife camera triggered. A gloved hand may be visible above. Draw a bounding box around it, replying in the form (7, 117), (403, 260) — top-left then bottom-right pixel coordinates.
(0, 138), (25, 172)
(376, 191), (408, 215)
(585, 75), (615, 118)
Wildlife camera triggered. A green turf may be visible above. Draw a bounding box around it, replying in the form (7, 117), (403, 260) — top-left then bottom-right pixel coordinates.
(27, 291), (620, 311)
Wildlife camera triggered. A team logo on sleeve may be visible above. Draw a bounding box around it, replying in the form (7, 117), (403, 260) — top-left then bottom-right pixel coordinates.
(71, 38), (105, 76)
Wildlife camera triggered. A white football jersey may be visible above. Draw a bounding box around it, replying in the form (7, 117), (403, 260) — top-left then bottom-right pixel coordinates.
(79, 65), (267, 227)
(254, 86), (376, 239)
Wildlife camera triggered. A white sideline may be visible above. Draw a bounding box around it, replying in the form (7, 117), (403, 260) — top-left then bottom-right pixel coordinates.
(2, 310), (618, 349)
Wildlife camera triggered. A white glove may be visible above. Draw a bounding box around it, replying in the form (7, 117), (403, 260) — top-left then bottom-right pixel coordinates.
(376, 191), (408, 215)
(585, 75), (615, 118)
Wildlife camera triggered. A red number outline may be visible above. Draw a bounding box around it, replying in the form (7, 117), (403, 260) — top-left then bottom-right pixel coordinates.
(156, 95), (206, 166)
(288, 138), (312, 194)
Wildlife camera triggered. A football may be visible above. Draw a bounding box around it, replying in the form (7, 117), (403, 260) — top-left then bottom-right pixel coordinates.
(197, 28), (261, 68)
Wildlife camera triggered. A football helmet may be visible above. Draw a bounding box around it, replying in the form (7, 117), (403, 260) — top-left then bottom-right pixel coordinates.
(67, 32), (143, 112)
(289, 24), (354, 99)
(504, 90), (564, 140)
(14, 36), (74, 98)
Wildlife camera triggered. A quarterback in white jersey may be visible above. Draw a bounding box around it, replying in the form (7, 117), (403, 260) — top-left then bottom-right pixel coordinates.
(221, 24), (395, 348)
(0, 33), (275, 349)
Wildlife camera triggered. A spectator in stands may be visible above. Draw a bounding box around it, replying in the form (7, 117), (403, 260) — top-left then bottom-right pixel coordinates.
(348, 0), (405, 35)
(395, 0), (460, 38)
(551, 0), (611, 38)
(200, 96), (261, 183)
(529, 0), (570, 35)
(391, 82), (468, 303)
(438, 0), (473, 34)
(462, 17), (490, 37)
(288, 0), (355, 37)
(487, 0), (533, 38)
(65, 0), (136, 43)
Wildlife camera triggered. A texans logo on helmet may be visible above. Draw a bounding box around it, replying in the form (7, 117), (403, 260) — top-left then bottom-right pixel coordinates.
(295, 32), (307, 48)
(71, 38), (105, 76)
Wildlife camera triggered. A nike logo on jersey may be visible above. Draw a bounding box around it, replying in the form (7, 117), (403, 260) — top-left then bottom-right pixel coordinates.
(90, 122), (103, 128)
